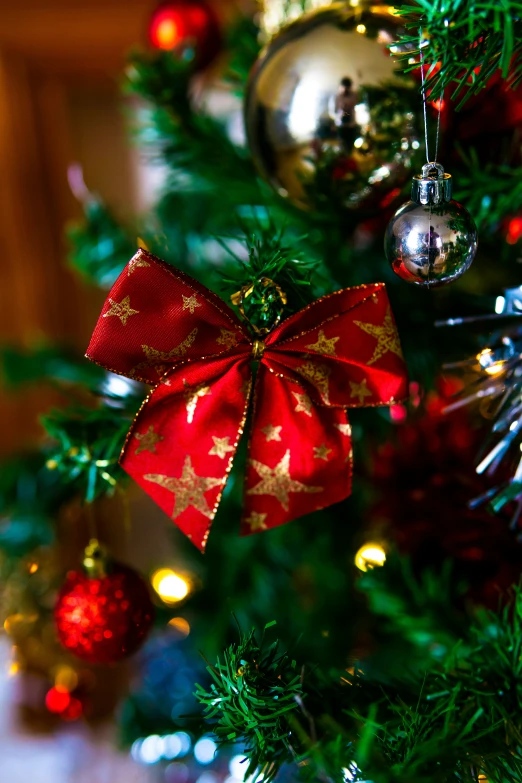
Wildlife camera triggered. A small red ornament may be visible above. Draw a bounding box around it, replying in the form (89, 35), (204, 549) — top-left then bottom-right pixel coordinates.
(148, 0), (221, 69)
(54, 540), (154, 665)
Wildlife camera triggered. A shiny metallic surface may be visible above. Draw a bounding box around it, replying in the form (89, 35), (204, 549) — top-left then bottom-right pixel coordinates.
(245, 3), (422, 212)
(412, 162), (452, 205)
(384, 199), (478, 287)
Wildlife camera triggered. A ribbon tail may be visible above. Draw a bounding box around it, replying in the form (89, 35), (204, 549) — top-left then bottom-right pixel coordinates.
(241, 366), (353, 536)
(122, 355), (251, 551)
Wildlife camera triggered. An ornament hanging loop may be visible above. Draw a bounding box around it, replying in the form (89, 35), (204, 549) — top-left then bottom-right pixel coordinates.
(412, 162), (452, 205)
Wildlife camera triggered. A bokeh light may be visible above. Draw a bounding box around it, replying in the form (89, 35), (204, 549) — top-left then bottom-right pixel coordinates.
(168, 616), (191, 636)
(194, 737), (217, 764)
(354, 543), (386, 572)
(152, 568), (190, 604)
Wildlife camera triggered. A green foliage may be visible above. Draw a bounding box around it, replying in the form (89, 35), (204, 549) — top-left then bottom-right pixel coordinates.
(1, 345), (105, 390)
(67, 199), (137, 287)
(0, 453), (68, 557)
(198, 580), (522, 783)
(125, 50), (256, 193)
(42, 404), (137, 503)
(224, 14), (261, 92)
(456, 148), (522, 233)
(196, 624), (303, 782)
(395, 1), (522, 107)
(219, 221), (321, 331)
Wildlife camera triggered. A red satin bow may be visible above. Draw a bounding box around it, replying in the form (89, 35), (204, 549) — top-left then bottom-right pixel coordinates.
(86, 249), (408, 551)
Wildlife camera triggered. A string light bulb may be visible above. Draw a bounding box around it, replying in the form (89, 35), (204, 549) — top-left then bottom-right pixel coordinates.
(151, 568), (191, 604)
(354, 543), (387, 572)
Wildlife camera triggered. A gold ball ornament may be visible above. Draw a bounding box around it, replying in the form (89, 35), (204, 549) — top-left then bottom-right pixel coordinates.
(245, 3), (422, 213)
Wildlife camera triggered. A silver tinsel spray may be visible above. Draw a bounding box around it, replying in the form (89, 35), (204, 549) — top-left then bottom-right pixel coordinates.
(438, 288), (522, 531)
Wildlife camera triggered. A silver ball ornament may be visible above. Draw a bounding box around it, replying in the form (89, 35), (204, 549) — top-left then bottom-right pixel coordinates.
(384, 163), (478, 287)
(244, 3), (422, 212)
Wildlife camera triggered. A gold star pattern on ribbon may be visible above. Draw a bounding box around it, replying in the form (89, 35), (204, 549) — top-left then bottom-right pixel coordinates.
(145, 456), (222, 520)
(354, 307), (404, 366)
(103, 296), (139, 326)
(305, 329), (339, 356)
(216, 329), (240, 350)
(297, 361), (331, 403)
(335, 423), (352, 437)
(184, 380), (211, 424)
(208, 436), (235, 459)
(132, 328), (198, 380)
(182, 294), (202, 314)
(244, 511), (268, 532)
(350, 378), (372, 404)
(134, 426), (164, 455)
(128, 255), (151, 276)
(247, 450), (322, 511)
(314, 444), (332, 461)
(261, 424), (282, 442)
(292, 391), (313, 417)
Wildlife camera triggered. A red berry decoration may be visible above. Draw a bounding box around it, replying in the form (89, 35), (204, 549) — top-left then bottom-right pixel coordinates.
(148, 0), (221, 69)
(54, 540), (154, 665)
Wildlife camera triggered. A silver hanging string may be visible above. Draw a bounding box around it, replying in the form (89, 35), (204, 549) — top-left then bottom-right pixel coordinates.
(419, 29), (444, 165)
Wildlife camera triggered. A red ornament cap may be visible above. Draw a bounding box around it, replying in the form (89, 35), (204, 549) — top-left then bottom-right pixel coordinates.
(54, 541), (155, 664)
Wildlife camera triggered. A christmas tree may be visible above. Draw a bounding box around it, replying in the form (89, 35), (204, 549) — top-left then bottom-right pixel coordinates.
(3, 1), (522, 781)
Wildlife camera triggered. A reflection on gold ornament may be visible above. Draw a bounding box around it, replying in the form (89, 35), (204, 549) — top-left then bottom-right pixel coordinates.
(354, 542), (386, 571)
(259, 0), (334, 38)
(246, 3), (421, 213)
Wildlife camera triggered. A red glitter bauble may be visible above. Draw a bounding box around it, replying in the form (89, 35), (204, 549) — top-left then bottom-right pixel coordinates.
(54, 563), (155, 664)
(148, 0), (221, 69)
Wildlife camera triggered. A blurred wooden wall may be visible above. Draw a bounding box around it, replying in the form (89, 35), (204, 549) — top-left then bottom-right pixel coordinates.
(0, 0), (235, 456)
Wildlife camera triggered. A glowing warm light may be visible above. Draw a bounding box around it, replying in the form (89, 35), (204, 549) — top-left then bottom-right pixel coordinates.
(152, 568), (190, 603)
(390, 404), (407, 422)
(354, 543), (387, 572)
(54, 665), (78, 693)
(477, 348), (505, 376)
(8, 662), (19, 677)
(356, 24), (366, 33)
(3, 613), (38, 635)
(156, 17), (180, 49)
(45, 686), (71, 714)
(168, 616), (191, 636)
(484, 363), (506, 376)
(28, 562), (39, 574)
(62, 696), (83, 721)
(507, 217), (522, 245)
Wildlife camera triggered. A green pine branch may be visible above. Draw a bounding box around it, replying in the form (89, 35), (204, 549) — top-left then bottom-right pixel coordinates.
(42, 402), (137, 503)
(125, 51), (259, 197)
(395, 1), (522, 107)
(67, 199), (137, 287)
(197, 579), (522, 783)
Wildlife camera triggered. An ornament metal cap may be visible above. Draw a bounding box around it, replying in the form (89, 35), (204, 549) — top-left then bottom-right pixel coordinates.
(411, 162), (452, 206)
(82, 538), (109, 579)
